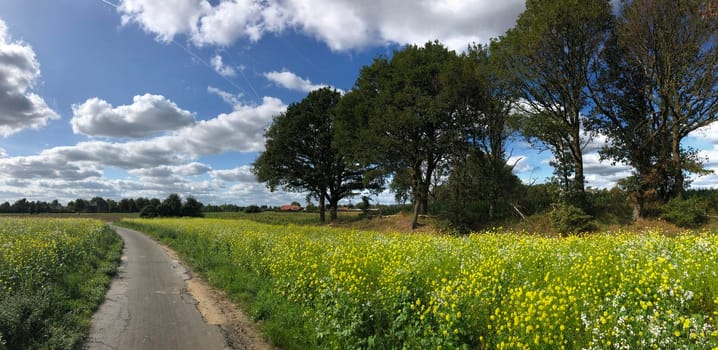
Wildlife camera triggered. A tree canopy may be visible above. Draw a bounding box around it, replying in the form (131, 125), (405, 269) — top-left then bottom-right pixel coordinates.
(253, 87), (382, 222)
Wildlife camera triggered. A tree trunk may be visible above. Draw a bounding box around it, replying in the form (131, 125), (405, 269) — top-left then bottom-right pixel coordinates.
(329, 202), (338, 221)
(410, 165), (423, 228)
(574, 149), (587, 209)
(671, 134), (684, 199)
(632, 188), (645, 221)
(411, 199), (421, 230)
(319, 194), (326, 223)
(419, 194), (429, 215)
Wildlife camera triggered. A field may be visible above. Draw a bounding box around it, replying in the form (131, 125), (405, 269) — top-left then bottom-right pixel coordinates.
(118, 217), (718, 350)
(0, 218), (122, 349)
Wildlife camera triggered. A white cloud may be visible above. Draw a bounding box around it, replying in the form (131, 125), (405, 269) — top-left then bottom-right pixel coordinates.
(582, 152), (632, 189)
(508, 156), (534, 174)
(119, 0), (209, 43)
(210, 165), (256, 182)
(264, 70), (340, 93)
(208, 86), (241, 108)
(0, 94), (293, 205)
(0, 19), (59, 136)
(168, 96), (286, 154)
(194, 0), (264, 45)
(210, 53), (236, 77)
(71, 94), (196, 138)
(129, 162), (212, 178)
(117, 0), (525, 51)
(690, 123), (718, 145)
(0, 96), (286, 195)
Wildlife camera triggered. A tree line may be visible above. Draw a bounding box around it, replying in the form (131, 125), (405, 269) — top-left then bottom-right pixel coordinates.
(0, 194), (203, 218)
(253, 0), (718, 231)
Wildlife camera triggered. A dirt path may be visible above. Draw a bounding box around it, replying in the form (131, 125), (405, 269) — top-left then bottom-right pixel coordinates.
(86, 225), (274, 350)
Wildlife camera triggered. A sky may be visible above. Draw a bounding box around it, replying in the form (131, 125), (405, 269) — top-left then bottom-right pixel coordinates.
(0, 0), (715, 206)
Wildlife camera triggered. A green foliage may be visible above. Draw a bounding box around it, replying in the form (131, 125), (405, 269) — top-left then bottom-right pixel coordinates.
(660, 197), (708, 228)
(586, 188), (633, 225)
(0, 219), (122, 350)
(519, 183), (559, 215)
(138, 194), (202, 218)
(244, 205), (262, 213)
(182, 196), (203, 217)
(163, 193), (183, 217)
(253, 88), (381, 222)
(139, 204), (157, 218)
(346, 41), (464, 227)
(436, 150), (523, 232)
(550, 203), (596, 235)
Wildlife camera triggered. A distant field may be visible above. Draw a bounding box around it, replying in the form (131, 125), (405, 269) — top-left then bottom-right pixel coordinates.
(203, 211), (333, 225)
(0, 218), (122, 349)
(118, 217), (718, 349)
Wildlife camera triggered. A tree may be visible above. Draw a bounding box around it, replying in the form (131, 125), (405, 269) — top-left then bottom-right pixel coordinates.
(68, 198), (87, 213)
(90, 196), (109, 213)
(139, 204), (157, 218)
(163, 193), (183, 217)
(497, 0), (613, 208)
(253, 88), (381, 222)
(345, 41), (463, 229)
(590, 0), (718, 213)
(456, 44), (519, 221)
(182, 196), (203, 217)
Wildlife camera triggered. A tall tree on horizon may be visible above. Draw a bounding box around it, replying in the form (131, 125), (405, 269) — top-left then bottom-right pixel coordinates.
(496, 0), (613, 209)
(344, 41), (463, 229)
(253, 88), (382, 222)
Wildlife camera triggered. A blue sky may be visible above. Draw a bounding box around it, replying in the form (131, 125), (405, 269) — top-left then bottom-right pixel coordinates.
(0, 0), (715, 206)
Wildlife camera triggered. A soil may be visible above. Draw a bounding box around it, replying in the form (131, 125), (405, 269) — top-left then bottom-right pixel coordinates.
(159, 244), (275, 350)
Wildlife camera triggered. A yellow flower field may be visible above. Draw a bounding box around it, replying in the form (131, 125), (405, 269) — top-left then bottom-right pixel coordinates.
(0, 218), (121, 350)
(123, 218), (718, 349)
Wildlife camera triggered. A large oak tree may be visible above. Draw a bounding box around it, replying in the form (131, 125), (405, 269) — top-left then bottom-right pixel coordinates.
(253, 88), (380, 222)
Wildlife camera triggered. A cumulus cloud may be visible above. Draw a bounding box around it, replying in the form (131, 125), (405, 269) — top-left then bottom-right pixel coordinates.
(582, 153), (632, 189)
(71, 94), (196, 138)
(117, 0), (525, 51)
(0, 19), (59, 136)
(264, 70), (340, 93)
(168, 96), (286, 154)
(129, 162), (212, 178)
(119, 0), (209, 43)
(0, 95), (285, 195)
(210, 53), (236, 77)
(210, 165), (256, 182)
(690, 123), (718, 145)
(0, 97), (286, 205)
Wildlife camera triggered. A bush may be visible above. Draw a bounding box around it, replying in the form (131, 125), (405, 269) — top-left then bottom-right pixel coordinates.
(244, 205), (262, 213)
(550, 203), (595, 236)
(660, 197), (708, 228)
(139, 204), (157, 218)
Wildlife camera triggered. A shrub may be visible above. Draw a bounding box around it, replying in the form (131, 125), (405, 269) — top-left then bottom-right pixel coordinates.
(550, 203), (595, 235)
(139, 204), (157, 218)
(660, 197), (708, 228)
(244, 205), (262, 213)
